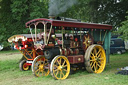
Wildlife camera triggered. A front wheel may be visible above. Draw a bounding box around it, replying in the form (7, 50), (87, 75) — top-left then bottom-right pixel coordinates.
(50, 55), (70, 80)
(19, 60), (31, 71)
(32, 55), (50, 77)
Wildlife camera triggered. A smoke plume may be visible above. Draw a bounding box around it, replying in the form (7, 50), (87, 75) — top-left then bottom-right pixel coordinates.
(49, 0), (77, 16)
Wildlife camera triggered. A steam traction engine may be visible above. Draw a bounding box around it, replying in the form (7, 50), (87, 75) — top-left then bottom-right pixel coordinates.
(8, 18), (112, 80)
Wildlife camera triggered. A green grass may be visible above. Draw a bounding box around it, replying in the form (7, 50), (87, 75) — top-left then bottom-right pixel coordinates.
(0, 50), (19, 54)
(0, 51), (128, 85)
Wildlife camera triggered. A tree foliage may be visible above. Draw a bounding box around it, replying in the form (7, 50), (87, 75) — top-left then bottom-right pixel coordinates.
(0, 0), (48, 48)
(60, 0), (128, 27)
(117, 12), (128, 40)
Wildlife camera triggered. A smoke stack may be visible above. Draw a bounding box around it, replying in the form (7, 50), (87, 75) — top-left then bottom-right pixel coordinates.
(49, 15), (55, 19)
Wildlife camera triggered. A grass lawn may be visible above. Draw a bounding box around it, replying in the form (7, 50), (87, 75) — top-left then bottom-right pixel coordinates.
(0, 50), (128, 85)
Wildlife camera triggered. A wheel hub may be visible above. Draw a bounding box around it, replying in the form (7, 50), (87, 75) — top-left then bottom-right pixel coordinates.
(39, 64), (44, 70)
(58, 66), (63, 70)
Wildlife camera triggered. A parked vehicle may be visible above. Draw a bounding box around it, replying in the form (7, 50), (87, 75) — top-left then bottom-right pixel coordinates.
(110, 38), (126, 54)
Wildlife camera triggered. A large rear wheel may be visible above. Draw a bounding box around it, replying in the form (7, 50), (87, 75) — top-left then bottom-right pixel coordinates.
(50, 55), (70, 80)
(85, 44), (106, 73)
(32, 55), (50, 77)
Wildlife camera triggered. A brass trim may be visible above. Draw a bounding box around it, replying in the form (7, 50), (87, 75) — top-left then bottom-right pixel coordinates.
(47, 25), (53, 44)
(44, 24), (47, 45)
(64, 48), (67, 56)
(69, 48), (73, 55)
(59, 47), (62, 55)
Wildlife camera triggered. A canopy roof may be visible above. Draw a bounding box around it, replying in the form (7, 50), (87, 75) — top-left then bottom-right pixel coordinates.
(26, 18), (112, 30)
(8, 34), (34, 43)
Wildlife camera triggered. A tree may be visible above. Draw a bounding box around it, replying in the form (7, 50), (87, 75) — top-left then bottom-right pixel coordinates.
(117, 12), (128, 40)
(0, 0), (12, 47)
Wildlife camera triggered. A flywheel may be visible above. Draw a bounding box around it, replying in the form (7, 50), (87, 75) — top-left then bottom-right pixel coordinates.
(82, 33), (94, 50)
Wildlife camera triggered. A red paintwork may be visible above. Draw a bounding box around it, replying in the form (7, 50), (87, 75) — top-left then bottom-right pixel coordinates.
(67, 55), (84, 64)
(25, 63), (32, 66)
(25, 18), (112, 30)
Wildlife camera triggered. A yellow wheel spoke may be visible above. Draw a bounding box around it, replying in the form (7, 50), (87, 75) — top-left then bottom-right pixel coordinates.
(60, 71), (62, 78)
(97, 60), (101, 64)
(90, 62), (93, 67)
(94, 63), (96, 72)
(85, 43), (87, 48)
(46, 70), (50, 76)
(63, 65), (67, 68)
(83, 41), (86, 44)
(44, 71), (47, 76)
(96, 49), (101, 56)
(91, 52), (95, 56)
(94, 48), (97, 56)
(91, 62), (95, 68)
(57, 60), (61, 66)
(90, 56), (93, 58)
(97, 62), (102, 69)
(97, 62), (101, 67)
(87, 43), (89, 47)
(97, 52), (101, 58)
(95, 62), (98, 70)
(45, 62), (48, 66)
(61, 71), (65, 77)
(98, 61), (104, 66)
(54, 65), (58, 67)
(84, 36), (87, 40)
(90, 59), (95, 61)
(35, 69), (39, 73)
(62, 60), (66, 67)
(99, 58), (104, 60)
(55, 70), (59, 77)
(63, 69), (67, 72)
(37, 70), (40, 76)
(87, 35), (89, 40)
(54, 69), (59, 72)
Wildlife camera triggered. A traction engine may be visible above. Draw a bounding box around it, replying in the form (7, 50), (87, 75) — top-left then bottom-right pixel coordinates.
(8, 17), (112, 80)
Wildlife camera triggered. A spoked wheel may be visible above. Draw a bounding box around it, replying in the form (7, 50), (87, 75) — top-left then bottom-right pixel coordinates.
(19, 60), (31, 71)
(50, 55), (70, 80)
(85, 44), (106, 73)
(32, 55), (50, 77)
(83, 33), (94, 50)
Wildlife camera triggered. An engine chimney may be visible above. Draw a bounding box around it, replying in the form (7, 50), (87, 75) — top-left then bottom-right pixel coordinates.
(49, 16), (55, 19)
